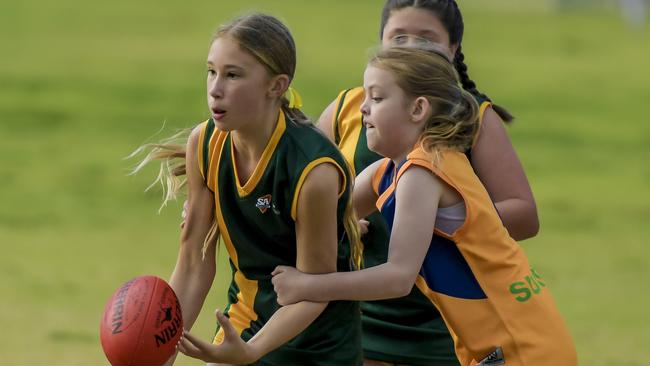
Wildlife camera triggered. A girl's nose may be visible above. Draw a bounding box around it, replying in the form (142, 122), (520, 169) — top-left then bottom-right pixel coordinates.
(360, 99), (370, 117)
(208, 77), (224, 99)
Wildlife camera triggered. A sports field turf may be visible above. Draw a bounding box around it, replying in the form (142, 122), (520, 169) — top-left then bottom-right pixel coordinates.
(1, 1), (648, 365)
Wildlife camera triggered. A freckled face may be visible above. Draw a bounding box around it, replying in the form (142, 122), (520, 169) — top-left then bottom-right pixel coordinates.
(206, 36), (273, 131)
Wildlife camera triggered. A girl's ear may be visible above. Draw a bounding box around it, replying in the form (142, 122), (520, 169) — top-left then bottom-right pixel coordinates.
(267, 74), (290, 99)
(410, 96), (432, 124)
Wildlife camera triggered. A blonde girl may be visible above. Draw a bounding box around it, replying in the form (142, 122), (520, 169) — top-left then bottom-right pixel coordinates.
(136, 13), (362, 366)
(272, 46), (577, 366)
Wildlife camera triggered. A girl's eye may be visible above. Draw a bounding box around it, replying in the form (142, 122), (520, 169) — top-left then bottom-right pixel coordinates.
(371, 97), (383, 103)
(392, 34), (409, 44)
(227, 72), (239, 79)
(414, 36), (434, 45)
(207, 69), (215, 76)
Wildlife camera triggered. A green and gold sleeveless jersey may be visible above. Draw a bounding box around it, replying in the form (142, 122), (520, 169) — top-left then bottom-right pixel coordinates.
(198, 111), (361, 366)
(332, 87), (492, 365)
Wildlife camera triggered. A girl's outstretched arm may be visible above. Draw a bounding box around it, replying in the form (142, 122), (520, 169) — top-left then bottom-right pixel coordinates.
(163, 126), (217, 366)
(471, 107), (539, 240)
(180, 162), (344, 364)
(169, 126), (217, 330)
(272, 165), (441, 304)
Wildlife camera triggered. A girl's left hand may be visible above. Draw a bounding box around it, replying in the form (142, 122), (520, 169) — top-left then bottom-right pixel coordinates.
(271, 265), (308, 306)
(178, 310), (258, 365)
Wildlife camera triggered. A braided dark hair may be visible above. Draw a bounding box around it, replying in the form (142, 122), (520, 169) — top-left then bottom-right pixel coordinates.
(380, 0), (514, 122)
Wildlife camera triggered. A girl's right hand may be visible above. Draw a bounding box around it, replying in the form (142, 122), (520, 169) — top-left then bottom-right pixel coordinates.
(271, 266), (309, 306)
(178, 310), (259, 365)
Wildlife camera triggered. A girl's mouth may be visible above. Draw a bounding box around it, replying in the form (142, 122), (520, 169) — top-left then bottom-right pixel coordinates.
(212, 108), (227, 120)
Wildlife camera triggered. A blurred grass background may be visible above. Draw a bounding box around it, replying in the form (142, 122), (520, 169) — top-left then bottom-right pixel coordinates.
(1, 0), (648, 365)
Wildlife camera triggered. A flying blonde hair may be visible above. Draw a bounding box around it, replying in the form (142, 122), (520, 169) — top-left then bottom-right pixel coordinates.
(130, 13), (363, 267)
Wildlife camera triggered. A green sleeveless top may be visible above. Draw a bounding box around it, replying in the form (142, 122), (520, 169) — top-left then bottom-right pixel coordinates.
(199, 111), (361, 366)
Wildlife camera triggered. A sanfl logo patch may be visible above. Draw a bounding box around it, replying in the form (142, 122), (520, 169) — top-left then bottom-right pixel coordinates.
(255, 194), (272, 213)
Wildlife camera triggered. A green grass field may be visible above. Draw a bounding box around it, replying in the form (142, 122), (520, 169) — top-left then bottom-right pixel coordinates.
(1, 0), (648, 365)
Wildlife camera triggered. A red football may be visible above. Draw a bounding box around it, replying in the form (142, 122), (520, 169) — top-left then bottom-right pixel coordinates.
(100, 276), (183, 366)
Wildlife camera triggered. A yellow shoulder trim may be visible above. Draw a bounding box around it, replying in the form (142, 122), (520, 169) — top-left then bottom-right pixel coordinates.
(206, 131), (227, 192)
(332, 89), (348, 141)
(371, 159), (390, 196)
(400, 148), (474, 237)
(291, 157), (346, 221)
(336, 87), (365, 173)
(401, 148), (453, 187)
(213, 175), (238, 271)
(376, 182), (395, 212)
(373, 159), (394, 211)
